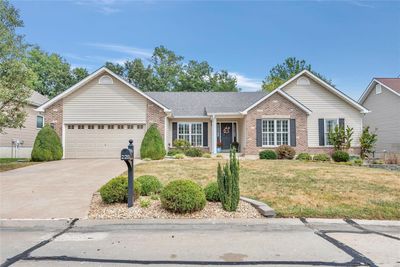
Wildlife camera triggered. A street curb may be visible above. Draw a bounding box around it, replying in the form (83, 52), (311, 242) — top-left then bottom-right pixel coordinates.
(240, 196), (276, 218)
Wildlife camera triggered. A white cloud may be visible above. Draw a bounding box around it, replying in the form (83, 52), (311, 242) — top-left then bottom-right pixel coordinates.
(84, 43), (152, 59)
(230, 72), (262, 92)
(75, 0), (121, 14)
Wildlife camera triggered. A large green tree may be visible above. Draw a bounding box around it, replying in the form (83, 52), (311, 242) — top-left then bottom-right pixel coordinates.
(262, 57), (332, 92)
(0, 0), (33, 133)
(104, 46), (238, 92)
(27, 47), (89, 98)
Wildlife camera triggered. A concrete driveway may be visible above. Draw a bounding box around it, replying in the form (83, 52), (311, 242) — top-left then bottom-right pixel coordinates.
(0, 159), (126, 219)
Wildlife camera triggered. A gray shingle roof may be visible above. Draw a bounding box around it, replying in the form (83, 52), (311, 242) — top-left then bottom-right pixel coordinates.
(146, 92), (268, 116)
(29, 91), (48, 107)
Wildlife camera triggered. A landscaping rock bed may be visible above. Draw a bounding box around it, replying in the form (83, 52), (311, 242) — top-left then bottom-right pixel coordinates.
(88, 193), (263, 219)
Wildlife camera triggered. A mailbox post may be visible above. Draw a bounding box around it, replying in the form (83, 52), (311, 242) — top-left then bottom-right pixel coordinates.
(121, 139), (134, 208)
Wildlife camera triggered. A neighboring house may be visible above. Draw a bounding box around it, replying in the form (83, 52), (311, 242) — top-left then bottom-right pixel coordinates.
(0, 91), (48, 158)
(359, 78), (400, 155)
(36, 67), (368, 159)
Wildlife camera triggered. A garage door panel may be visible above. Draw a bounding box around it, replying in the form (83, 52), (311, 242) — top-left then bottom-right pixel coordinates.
(65, 125), (145, 159)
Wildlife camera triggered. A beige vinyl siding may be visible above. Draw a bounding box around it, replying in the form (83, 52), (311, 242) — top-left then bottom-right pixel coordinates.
(282, 75), (363, 147)
(362, 83), (400, 153)
(63, 75), (147, 124)
(0, 105), (42, 148)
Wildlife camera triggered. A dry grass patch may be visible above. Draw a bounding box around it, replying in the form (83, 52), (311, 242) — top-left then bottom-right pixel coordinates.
(135, 159), (400, 219)
(0, 158), (38, 172)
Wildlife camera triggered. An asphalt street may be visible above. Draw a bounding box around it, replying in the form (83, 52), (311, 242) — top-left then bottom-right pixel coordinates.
(0, 218), (399, 267)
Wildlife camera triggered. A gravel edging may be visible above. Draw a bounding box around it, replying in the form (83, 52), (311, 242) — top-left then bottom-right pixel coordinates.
(240, 196), (276, 218)
(89, 193), (263, 219)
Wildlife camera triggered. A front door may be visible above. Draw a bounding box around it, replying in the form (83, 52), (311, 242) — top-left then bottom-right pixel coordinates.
(220, 123), (233, 150)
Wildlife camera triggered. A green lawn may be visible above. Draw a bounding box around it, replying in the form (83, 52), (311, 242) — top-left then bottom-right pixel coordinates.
(0, 158), (38, 172)
(134, 158), (400, 219)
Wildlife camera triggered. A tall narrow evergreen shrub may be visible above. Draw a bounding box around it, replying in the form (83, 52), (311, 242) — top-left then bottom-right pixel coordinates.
(140, 124), (166, 160)
(217, 148), (240, 211)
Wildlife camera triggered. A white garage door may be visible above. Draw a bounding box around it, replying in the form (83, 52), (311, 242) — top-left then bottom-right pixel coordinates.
(65, 124), (146, 158)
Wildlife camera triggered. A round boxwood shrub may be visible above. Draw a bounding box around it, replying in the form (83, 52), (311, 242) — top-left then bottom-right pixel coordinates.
(136, 175), (162, 196)
(140, 124), (166, 160)
(313, 153), (331, 162)
(31, 125), (63, 161)
(204, 181), (220, 202)
(160, 180), (206, 213)
(332, 150), (350, 162)
(100, 176), (142, 204)
(259, 150), (277, 160)
(275, 145), (296, 159)
(296, 152), (312, 161)
(184, 147), (203, 157)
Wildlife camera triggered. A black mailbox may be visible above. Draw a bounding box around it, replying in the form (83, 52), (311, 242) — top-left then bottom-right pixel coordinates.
(121, 139), (134, 208)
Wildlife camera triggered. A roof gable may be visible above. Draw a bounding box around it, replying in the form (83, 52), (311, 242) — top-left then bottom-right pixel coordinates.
(281, 70), (368, 113)
(36, 67), (170, 112)
(359, 78), (400, 104)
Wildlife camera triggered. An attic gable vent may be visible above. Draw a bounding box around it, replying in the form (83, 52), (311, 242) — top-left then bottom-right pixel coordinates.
(375, 84), (382, 94)
(99, 75), (113, 85)
(297, 77), (310, 86)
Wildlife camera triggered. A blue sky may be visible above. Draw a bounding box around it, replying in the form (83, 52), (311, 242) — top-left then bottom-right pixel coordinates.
(13, 0), (400, 99)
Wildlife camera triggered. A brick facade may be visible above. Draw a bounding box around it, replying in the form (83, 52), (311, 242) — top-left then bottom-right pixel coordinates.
(243, 93), (308, 155)
(146, 100), (166, 141)
(44, 100), (63, 138)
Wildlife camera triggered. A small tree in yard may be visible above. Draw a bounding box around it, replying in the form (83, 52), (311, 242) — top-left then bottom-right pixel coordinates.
(217, 148), (240, 212)
(31, 125), (63, 161)
(140, 124), (166, 160)
(328, 125), (353, 151)
(359, 126), (378, 159)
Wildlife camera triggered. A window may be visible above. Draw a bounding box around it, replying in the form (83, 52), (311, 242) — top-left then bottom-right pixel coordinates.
(88, 125), (94, 129)
(78, 125), (84, 129)
(68, 125), (74, 130)
(375, 84), (382, 94)
(36, 115), (44, 129)
(324, 119), (338, 146)
(127, 125), (134, 129)
(98, 125), (104, 129)
(137, 125), (144, 129)
(261, 119), (289, 146)
(117, 125), (124, 129)
(98, 75), (113, 85)
(178, 122), (203, 147)
(108, 125), (114, 129)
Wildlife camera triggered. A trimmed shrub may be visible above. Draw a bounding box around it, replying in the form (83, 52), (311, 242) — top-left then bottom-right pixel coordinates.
(100, 176), (141, 204)
(173, 139), (190, 150)
(204, 182), (220, 202)
(313, 153), (330, 162)
(184, 147), (203, 157)
(332, 150), (350, 162)
(140, 124), (166, 160)
(160, 180), (206, 213)
(216, 154), (223, 158)
(296, 152), (311, 161)
(202, 153), (211, 158)
(174, 153), (185, 159)
(140, 199), (151, 208)
(167, 148), (183, 156)
(217, 148), (240, 211)
(136, 175), (162, 196)
(259, 150), (277, 160)
(353, 159), (363, 166)
(275, 145), (296, 159)
(31, 125), (63, 161)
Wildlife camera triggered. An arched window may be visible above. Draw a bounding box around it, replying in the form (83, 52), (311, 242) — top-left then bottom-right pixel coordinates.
(98, 75), (113, 85)
(297, 77), (310, 86)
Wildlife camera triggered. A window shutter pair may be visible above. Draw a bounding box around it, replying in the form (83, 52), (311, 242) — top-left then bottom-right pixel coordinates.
(318, 118), (345, 146)
(172, 122), (208, 147)
(256, 119), (296, 147)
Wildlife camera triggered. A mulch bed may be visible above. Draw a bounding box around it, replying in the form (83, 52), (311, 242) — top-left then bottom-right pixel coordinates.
(88, 193), (263, 219)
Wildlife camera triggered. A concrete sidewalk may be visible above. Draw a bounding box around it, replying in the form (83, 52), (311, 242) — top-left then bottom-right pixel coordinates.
(1, 218), (399, 266)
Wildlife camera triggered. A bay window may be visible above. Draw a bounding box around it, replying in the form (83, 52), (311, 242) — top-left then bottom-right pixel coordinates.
(178, 122), (203, 147)
(262, 119), (289, 146)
